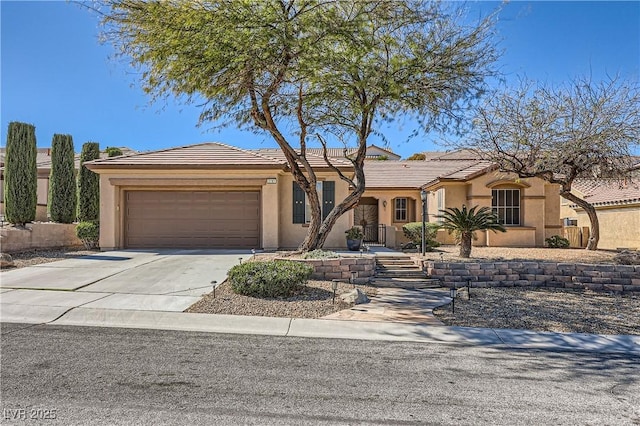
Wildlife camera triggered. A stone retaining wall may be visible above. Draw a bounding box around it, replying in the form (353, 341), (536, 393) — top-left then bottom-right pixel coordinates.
(423, 261), (640, 293)
(287, 256), (376, 283)
(1, 223), (83, 253)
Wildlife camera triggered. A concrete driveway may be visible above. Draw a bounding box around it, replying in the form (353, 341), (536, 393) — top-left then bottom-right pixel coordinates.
(0, 249), (249, 323)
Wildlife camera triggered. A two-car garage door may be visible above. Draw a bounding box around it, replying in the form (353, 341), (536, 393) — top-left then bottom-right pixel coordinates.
(125, 191), (260, 249)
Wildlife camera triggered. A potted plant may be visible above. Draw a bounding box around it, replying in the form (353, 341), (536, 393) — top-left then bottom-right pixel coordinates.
(345, 226), (364, 251)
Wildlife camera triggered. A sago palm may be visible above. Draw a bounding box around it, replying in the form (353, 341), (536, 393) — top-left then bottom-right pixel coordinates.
(436, 205), (506, 258)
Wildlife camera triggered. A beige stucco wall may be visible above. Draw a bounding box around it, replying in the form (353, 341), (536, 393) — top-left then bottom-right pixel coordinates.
(0, 222), (83, 252)
(426, 172), (561, 247)
(0, 177), (50, 222)
(93, 168), (353, 251)
(95, 169), (283, 250)
(278, 173), (352, 249)
(359, 188), (423, 246)
(576, 204), (640, 250)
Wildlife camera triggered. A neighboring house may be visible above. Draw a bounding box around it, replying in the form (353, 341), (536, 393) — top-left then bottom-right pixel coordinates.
(85, 143), (353, 250)
(360, 153), (562, 247)
(0, 147), (135, 221)
(562, 178), (640, 250)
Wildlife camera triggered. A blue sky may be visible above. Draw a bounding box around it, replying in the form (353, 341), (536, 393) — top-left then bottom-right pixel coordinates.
(1, 1), (639, 158)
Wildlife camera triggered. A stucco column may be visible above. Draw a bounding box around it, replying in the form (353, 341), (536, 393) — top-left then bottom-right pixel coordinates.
(262, 182), (279, 250)
(99, 175), (117, 251)
(524, 196), (546, 246)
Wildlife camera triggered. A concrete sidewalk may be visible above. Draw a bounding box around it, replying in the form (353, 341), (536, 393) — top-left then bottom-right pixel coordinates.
(41, 307), (640, 355)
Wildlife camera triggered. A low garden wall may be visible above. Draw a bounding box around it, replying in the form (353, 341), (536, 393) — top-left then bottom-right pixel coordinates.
(286, 256), (376, 283)
(0, 223), (83, 253)
(423, 261), (640, 293)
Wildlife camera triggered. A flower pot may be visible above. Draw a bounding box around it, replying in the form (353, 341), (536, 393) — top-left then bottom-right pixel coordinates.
(346, 238), (362, 251)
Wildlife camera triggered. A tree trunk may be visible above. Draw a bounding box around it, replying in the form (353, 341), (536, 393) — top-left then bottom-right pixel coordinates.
(459, 232), (473, 258)
(559, 190), (600, 250)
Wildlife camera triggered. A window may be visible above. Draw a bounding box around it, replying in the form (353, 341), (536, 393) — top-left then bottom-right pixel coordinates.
(436, 189), (444, 223)
(293, 181), (335, 224)
(492, 189), (520, 225)
(304, 183), (323, 223)
(394, 198), (407, 222)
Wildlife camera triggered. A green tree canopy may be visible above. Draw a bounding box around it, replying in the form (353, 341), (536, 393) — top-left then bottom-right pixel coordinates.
(101, 0), (500, 250)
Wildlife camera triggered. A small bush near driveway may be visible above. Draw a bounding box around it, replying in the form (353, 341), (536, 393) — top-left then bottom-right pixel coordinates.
(229, 260), (313, 298)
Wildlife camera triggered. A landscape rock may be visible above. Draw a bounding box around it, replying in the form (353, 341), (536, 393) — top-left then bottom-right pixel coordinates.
(614, 250), (640, 265)
(339, 288), (370, 305)
(0, 253), (15, 268)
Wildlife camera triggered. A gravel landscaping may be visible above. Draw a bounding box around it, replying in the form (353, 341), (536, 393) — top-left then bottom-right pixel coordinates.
(186, 280), (377, 319)
(433, 287), (640, 336)
(0, 247), (99, 269)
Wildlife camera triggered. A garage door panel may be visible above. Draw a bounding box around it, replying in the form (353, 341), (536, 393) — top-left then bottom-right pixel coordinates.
(125, 191), (260, 248)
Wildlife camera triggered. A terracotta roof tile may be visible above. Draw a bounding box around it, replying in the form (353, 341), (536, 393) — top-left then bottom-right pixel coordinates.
(573, 178), (640, 206)
(252, 148), (353, 169)
(86, 143), (287, 169)
(420, 149), (482, 161)
(363, 160), (490, 189)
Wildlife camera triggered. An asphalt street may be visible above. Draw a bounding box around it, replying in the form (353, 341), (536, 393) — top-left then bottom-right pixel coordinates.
(1, 323), (639, 425)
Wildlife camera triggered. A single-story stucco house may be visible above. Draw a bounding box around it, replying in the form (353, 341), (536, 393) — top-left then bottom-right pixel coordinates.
(359, 151), (562, 247)
(85, 142), (562, 251)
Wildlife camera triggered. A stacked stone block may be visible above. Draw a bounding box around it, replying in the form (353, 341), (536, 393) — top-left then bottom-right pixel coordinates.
(425, 261), (640, 293)
(288, 257), (376, 283)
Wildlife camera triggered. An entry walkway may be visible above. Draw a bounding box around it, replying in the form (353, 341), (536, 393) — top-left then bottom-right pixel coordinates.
(323, 288), (449, 324)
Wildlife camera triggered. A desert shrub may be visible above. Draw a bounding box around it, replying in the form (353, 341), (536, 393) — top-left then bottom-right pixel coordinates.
(4, 122), (37, 225)
(105, 146), (123, 157)
(406, 153), (426, 160)
(614, 250), (640, 265)
(228, 260), (313, 298)
(545, 235), (570, 248)
(402, 222), (440, 251)
(302, 249), (339, 259)
(49, 134), (76, 223)
(76, 221), (99, 249)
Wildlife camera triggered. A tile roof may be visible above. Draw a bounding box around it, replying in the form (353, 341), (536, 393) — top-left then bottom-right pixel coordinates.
(255, 144), (400, 160)
(252, 148), (353, 169)
(363, 160), (492, 189)
(1, 147), (137, 171)
(420, 149), (482, 161)
(86, 143), (286, 169)
(572, 178), (640, 206)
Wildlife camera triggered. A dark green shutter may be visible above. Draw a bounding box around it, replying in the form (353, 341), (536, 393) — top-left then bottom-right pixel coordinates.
(292, 182), (305, 223)
(322, 181), (335, 220)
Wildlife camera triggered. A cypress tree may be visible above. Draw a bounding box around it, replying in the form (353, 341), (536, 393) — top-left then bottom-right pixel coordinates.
(3, 122), (37, 226)
(77, 142), (100, 222)
(48, 134), (76, 223)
